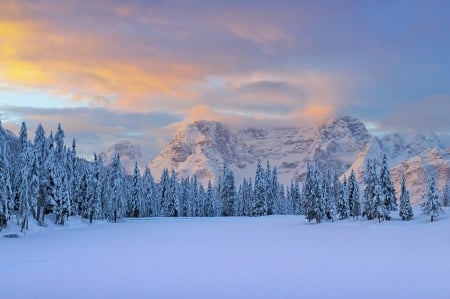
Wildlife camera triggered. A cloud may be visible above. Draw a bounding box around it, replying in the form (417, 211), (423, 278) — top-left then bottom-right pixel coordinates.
(381, 95), (450, 132)
(0, 105), (182, 160)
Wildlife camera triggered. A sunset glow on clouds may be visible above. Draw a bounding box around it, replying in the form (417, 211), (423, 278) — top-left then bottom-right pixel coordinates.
(1, 0), (449, 157)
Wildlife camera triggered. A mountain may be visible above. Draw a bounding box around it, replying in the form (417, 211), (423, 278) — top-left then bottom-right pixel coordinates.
(343, 132), (447, 203)
(150, 116), (449, 204)
(150, 116), (370, 183)
(99, 140), (143, 174)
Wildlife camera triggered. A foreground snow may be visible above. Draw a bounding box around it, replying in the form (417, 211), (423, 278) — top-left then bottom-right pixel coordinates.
(1, 209), (450, 299)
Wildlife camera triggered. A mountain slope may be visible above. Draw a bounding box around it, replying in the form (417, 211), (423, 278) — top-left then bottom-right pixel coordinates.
(149, 116), (370, 184)
(149, 117), (449, 204)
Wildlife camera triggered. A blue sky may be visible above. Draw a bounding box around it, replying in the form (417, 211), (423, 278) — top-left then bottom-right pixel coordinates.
(0, 0), (449, 158)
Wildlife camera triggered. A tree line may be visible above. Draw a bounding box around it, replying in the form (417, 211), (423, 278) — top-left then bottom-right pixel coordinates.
(0, 121), (449, 232)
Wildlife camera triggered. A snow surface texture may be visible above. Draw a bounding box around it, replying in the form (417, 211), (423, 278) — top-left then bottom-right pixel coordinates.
(2, 208), (450, 299)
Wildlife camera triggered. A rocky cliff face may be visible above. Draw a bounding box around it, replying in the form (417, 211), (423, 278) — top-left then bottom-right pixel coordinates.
(149, 116), (449, 204)
(149, 116), (371, 184)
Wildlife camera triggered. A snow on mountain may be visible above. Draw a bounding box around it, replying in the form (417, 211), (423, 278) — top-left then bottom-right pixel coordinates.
(343, 131), (448, 203)
(150, 116), (370, 184)
(149, 116), (449, 204)
(99, 140), (142, 174)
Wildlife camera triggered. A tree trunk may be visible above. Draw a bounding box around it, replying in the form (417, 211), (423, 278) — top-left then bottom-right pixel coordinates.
(36, 206), (41, 220)
(89, 211), (93, 225)
(431, 215), (434, 222)
(114, 210), (117, 223)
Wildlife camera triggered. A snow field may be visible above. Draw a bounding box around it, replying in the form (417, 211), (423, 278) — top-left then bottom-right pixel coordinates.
(1, 208), (450, 299)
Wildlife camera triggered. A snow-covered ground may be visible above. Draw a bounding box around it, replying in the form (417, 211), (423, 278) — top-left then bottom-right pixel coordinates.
(1, 209), (450, 299)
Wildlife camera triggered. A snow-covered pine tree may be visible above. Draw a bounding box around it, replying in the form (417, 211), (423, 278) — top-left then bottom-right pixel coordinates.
(374, 184), (389, 222)
(17, 140), (33, 230)
(159, 168), (170, 217)
(204, 180), (214, 217)
(54, 162), (70, 225)
(108, 154), (125, 222)
(142, 166), (156, 217)
(128, 162), (143, 218)
(166, 169), (179, 217)
(398, 175), (413, 220)
(271, 166), (280, 215)
(302, 163), (323, 223)
(348, 170), (361, 219)
(253, 160), (267, 216)
(0, 128), (13, 221)
(322, 169), (336, 221)
(379, 154), (397, 218)
(363, 159), (378, 220)
(285, 185), (293, 215)
(265, 161), (275, 215)
(54, 123), (65, 161)
(336, 175), (349, 220)
(29, 156), (40, 220)
(192, 177), (203, 217)
(179, 177), (190, 217)
(442, 183), (450, 207)
(197, 184), (206, 217)
(421, 176), (443, 222)
(291, 180), (302, 215)
(33, 123), (49, 221)
(221, 165), (236, 216)
(235, 181), (245, 216)
(277, 183), (286, 215)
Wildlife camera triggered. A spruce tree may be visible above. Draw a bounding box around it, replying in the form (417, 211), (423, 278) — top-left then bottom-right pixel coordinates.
(0, 130), (13, 220)
(302, 164), (323, 223)
(399, 175), (413, 220)
(421, 177), (443, 222)
(291, 180), (302, 215)
(204, 180), (214, 217)
(108, 154), (125, 222)
(221, 165), (236, 216)
(128, 162), (142, 218)
(253, 161), (267, 216)
(363, 160), (377, 220)
(348, 170), (361, 219)
(142, 167), (156, 217)
(442, 183), (450, 207)
(336, 176), (349, 220)
(379, 154), (397, 218)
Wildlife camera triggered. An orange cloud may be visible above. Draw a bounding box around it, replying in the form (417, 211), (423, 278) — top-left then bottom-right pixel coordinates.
(0, 12), (206, 112)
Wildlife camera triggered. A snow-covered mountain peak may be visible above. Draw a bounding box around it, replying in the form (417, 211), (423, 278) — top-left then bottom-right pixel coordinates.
(99, 140), (142, 174)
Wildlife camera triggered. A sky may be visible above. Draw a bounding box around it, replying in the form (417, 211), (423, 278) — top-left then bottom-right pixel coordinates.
(0, 0), (449, 160)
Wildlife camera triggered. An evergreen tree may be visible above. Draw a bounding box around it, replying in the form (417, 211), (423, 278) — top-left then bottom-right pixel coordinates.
(302, 164), (323, 223)
(54, 123), (65, 160)
(166, 169), (179, 217)
(348, 170), (361, 219)
(291, 180), (302, 215)
(204, 180), (215, 217)
(142, 167), (156, 217)
(363, 159), (378, 220)
(108, 154), (125, 222)
(128, 162), (142, 218)
(374, 184), (389, 222)
(421, 176), (443, 222)
(442, 183), (450, 207)
(34, 123), (49, 221)
(380, 154), (397, 218)
(253, 160), (267, 216)
(221, 165), (236, 216)
(265, 161), (275, 215)
(398, 175), (413, 220)
(0, 129), (13, 220)
(322, 169), (336, 221)
(336, 176), (349, 220)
